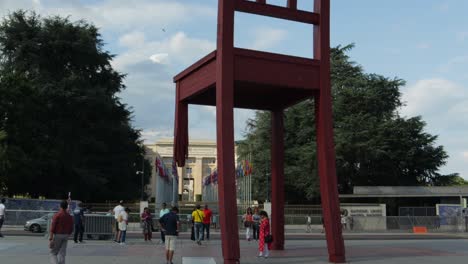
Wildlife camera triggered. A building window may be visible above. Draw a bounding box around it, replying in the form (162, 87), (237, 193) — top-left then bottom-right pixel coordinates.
(205, 167), (211, 175)
(186, 167), (192, 175)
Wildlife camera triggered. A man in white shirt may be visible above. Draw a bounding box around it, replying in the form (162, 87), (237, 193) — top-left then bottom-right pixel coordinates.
(0, 198), (6, 238)
(159, 202), (170, 243)
(113, 200), (124, 243)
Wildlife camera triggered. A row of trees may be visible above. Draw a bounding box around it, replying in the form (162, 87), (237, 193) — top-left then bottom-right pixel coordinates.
(0, 11), (151, 201)
(237, 45), (463, 203)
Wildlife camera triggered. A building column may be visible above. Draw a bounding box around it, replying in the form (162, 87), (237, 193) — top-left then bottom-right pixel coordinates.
(271, 110), (285, 250)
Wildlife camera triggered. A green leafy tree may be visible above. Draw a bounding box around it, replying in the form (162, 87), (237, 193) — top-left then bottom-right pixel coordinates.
(238, 44), (456, 202)
(0, 11), (151, 201)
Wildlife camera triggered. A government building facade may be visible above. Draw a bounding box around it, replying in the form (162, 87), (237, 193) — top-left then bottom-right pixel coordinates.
(145, 139), (218, 201)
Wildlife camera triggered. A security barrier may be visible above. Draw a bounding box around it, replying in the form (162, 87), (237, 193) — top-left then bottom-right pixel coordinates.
(45, 213), (115, 240)
(83, 214), (115, 239)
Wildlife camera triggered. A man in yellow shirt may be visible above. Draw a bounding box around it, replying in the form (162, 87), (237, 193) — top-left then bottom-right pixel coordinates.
(191, 204), (205, 245)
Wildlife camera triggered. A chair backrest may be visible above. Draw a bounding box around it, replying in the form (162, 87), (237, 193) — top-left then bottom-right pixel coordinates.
(234, 0), (320, 25)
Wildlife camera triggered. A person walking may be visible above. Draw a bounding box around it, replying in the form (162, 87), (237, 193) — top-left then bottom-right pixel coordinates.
(49, 200), (74, 264)
(0, 198), (6, 238)
(306, 214), (312, 233)
(141, 207), (153, 242)
(73, 202), (85, 243)
(252, 207), (261, 240)
(159, 202), (170, 244)
(202, 204), (212, 240)
(160, 206), (180, 264)
(118, 207), (129, 245)
(258, 210), (272, 258)
(191, 204), (204, 245)
(243, 207), (254, 241)
(113, 200), (124, 243)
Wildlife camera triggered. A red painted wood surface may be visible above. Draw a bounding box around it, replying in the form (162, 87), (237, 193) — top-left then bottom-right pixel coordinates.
(178, 58), (216, 101)
(314, 0), (346, 262)
(173, 0), (345, 262)
(173, 82), (188, 167)
(235, 0), (319, 24)
(271, 110), (285, 250)
(287, 0), (297, 10)
(215, 1), (240, 263)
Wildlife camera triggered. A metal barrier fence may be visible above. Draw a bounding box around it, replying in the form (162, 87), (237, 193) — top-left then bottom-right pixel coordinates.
(7, 210), (468, 234)
(4, 210), (55, 226)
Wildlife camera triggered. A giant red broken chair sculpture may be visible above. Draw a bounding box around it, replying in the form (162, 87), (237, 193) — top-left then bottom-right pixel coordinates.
(172, 0), (345, 263)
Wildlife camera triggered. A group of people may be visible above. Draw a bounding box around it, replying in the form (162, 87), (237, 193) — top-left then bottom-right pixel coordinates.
(190, 204), (212, 245)
(112, 200), (130, 245)
(37, 198), (273, 263)
(242, 207), (272, 258)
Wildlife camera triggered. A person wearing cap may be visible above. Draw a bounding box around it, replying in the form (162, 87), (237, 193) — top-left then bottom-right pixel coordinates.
(159, 202), (170, 243)
(113, 200), (124, 243)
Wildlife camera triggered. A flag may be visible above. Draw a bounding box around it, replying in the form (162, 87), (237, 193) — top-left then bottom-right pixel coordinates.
(155, 157), (166, 177)
(172, 160), (179, 183)
(244, 160), (250, 176)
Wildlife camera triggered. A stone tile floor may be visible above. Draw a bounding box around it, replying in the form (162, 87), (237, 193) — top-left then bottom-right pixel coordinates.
(1, 235), (468, 263)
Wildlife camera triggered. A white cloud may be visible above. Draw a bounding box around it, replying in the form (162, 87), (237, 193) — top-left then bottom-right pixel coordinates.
(22, 0), (216, 33)
(112, 31), (214, 72)
(400, 79), (466, 117)
(251, 27), (288, 50)
(141, 129), (173, 144)
(401, 79), (468, 179)
(119, 31), (146, 48)
(149, 53), (169, 64)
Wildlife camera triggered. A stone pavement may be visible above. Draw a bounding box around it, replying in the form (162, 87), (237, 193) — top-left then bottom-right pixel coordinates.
(1, 235), (468, 263)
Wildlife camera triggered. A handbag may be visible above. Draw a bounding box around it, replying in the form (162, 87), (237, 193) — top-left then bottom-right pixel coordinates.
(264, 234), (273, 243)
(244, 221), (252, 228)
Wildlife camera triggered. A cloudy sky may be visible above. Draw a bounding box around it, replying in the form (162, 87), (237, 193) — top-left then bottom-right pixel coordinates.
(0, 0), (467, 179)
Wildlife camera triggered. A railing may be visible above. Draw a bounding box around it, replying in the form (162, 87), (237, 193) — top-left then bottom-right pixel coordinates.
(6, 209), (468, 234)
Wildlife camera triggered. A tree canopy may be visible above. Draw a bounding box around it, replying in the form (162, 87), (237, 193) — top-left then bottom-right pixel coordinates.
(0, 11), (151, 201)
(237, 44), (458, 203)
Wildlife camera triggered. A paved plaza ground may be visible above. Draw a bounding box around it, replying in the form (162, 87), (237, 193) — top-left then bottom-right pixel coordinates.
(1, 234), (468, 264)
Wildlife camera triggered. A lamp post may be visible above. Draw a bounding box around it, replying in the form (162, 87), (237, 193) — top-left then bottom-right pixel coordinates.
(136, 155), (145, 201)
(136, 170), (144, 201)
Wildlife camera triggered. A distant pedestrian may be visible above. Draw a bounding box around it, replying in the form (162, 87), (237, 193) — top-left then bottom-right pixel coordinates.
(306, 215), (312, 233)
(49, 200), (73, 264)
(258, 210), (272, 258)
(341, 213), (347, 230)
(113, 200), (125, 243)
(73, 202), (85, 243)
(191, 204), (205, 245)
(243, 207), (254, 241)
(160, 206), (180, 264)
(202, 204), (212, 240)
(118, 207), (130, 245)
(141, 207), (153, 242)
(321, 216), (325, 233)
(159, 202), (170, 244)
(0, 198), (5, 238)
(252, 207), (261, 240)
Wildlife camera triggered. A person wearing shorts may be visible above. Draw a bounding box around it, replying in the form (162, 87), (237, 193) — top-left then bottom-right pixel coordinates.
(159, 206), (180, 264)
(113, 200), (124, 243)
